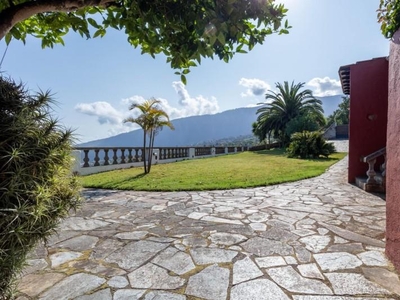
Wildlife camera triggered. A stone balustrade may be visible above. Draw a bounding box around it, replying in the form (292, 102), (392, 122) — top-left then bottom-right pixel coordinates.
(361, 147), (386, 192)
(72, 146), (248, 175)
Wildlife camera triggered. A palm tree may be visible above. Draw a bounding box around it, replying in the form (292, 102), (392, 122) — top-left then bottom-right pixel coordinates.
(124, 98), (174, 174)
(255, 81), (325, 146)
(146, 109), (175, 173)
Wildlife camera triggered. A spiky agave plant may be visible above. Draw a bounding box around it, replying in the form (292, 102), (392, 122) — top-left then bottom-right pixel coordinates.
(0, 76), (81, 299)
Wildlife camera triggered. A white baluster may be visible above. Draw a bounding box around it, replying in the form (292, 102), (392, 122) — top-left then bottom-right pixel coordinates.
(366, 158), (377, 184)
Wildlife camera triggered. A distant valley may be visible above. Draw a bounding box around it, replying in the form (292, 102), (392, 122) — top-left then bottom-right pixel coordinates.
(78, 95), (343, 147)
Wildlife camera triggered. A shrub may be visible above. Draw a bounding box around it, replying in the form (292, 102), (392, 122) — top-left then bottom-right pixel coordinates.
(287, 131), (336, 159)
(0, 76), (81, 299)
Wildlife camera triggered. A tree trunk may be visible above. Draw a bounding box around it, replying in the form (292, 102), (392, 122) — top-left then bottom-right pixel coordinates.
(147, 129), (154, 174)
(143, 130), (147, 174)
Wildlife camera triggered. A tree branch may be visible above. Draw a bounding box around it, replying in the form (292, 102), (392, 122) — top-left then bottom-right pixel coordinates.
(0, 0), (117, 40)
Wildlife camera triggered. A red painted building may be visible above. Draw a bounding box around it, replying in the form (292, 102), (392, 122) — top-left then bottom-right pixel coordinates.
(338, 57), (388, 183)
(386, 32), (400, 272)
(339, 33), (400, 272)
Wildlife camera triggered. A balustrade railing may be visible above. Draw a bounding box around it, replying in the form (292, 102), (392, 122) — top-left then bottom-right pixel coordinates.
(195, 147), (212, 156)
(159, 147), (190, 160)
(73, 145), (249, 175)
(75, 147), (144, 168)
(215, 147), (225, 154)
(362, 147), (386, 186)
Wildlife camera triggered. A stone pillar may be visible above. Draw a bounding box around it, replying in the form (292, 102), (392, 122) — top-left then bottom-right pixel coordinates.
(211, 147), (216, 156)
(152, 149), (159, 164)
(386, 30), (400, 272)
(189, 147), (195, 159)
(71, 150), (82, 175)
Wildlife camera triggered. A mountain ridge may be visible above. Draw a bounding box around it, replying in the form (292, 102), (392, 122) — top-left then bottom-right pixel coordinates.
(78, 95), (343, 147)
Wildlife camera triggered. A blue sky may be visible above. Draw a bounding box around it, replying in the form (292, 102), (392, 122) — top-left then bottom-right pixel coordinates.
(0, 0), (389, 143)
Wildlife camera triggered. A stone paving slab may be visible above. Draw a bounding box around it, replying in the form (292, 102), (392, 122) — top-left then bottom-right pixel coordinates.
(16, 156), (400, 300)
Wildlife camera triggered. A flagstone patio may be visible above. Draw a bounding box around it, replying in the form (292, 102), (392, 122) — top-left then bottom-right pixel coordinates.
(17, 156), (400, 300)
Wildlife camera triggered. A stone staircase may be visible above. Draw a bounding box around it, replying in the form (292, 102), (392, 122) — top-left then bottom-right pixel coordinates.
(355, 147), (386, 193)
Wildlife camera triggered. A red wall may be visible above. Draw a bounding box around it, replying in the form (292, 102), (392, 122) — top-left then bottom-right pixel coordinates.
(386, 32), (400, 271)
(348, 58), (388, 183)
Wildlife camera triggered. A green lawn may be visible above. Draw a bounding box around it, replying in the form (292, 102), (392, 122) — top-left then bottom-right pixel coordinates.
(79, 149), (346, 191)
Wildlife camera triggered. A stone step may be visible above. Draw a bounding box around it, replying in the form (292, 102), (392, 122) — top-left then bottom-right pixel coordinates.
(355, 173), (386, 193)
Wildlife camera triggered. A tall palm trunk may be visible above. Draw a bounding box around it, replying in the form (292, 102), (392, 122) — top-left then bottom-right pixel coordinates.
(143, 130), (148, 174)
(147, 129), (153, 174)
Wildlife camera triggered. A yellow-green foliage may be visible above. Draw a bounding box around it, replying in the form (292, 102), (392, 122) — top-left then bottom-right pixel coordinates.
(0, 76), (81, 299)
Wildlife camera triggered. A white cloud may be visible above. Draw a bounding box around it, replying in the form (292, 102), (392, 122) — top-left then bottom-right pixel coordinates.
(75, 82), (220, 137)
(306, 77), (342, 97)
(239, 78), (271, 97)
(120, 82), (220, 120)
(120, 95), (146, 107)
(74, 102), (124, 125)
(171, 81), (219, 117)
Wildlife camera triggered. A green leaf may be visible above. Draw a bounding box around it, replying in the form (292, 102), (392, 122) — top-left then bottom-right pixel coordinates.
(10, 27), (21, 40)
(87, 7), (99, 14)
(5, 33), (11, 45)
(217, 32), (225, 45)
(87, 18), (100, 29)
(209, 34), (217, 46)
(188, 61), (197, 67)
(273, 20), (281, 31)
(93, 29), (103, 38)
(181, 74), (187, 85)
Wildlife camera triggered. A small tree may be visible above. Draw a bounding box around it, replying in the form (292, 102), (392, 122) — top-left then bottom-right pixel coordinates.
(0, 76), (81, 299)
(124, 98), (174, 174)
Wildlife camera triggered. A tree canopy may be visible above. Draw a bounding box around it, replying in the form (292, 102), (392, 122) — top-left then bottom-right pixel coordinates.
(0, 0), (290, 79)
